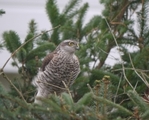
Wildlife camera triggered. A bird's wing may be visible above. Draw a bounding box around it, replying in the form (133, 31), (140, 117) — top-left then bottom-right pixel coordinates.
(41, 52), (56, 71)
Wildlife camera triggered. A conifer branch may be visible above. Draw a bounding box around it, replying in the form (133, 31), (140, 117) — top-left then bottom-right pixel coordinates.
(87, 83), (94, 94)
(93, 95), (133, 116)
(112, 67), (149, 73)
(1, 25), (60, 70)
(111, 0), (130, 23)
(127, 90), (148, 112)
(62, 81), (73, 102)
(0, 72), (27, 104)
(0, 9), (5, 16)
(114, 73), (122, 103)
(105, 18), (134, 90)
(62, 0), (80, 15)
(128, 53), (149, 87)
(0, 25), (61, 103)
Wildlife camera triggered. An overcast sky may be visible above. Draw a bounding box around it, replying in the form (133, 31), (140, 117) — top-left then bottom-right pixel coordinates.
(0, 0), (121, 73)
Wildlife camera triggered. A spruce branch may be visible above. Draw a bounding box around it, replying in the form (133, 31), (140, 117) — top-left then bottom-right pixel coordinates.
(62, 81), (73, 102)
(0, 9), (5, 16)
(142, 110), (149, 119)
(114, 73), (122, 103)
(128, 53), (149, 87)
(0, 71), (27, 103)
(28, 19), (37, 34)
(87, 83), (94, 93)
(112, 67), (149, 73)
(0, 108), (15, 119)
(46, 0), (60, 27)
(105, 18), (134, 90)
(93, 80), (101, 115)
(1, 25), (60, 70)
(111, 0), (130, 23)
(93, 95), (133, 116)
(62, 0), (80, 15)
(0, 25), (60, 103)
(127, 90), (148, 113)
(3, 31), (22, 53)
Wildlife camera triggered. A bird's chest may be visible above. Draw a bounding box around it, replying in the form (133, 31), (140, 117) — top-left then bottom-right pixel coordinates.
(51, 54), (79, 75)
(59, 56), (77, 72)
(44, 53), (80, 87)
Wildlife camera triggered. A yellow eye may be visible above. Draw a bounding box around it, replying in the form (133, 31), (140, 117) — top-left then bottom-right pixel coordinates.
(68, 42), (75, 46)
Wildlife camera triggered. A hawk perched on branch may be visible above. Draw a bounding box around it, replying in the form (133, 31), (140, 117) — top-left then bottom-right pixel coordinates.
(33, 40), (80, 104)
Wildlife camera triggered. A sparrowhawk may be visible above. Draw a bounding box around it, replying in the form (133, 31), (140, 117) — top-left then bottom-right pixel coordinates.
(32, 40), (80, 104)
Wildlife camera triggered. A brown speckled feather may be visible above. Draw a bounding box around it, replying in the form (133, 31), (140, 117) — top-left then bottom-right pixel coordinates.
(41, 52), (55, 71)
(32, 40), (80, 104)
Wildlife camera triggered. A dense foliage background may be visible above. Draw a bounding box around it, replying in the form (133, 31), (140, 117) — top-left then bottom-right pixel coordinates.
(0, 0), (149, 119)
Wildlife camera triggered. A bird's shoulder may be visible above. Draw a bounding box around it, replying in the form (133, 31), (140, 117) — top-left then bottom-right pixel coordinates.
(41, 51), (57, 71)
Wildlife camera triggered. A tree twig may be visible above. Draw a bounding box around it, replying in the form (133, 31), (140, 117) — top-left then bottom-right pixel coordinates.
(112, 68), (149, 73)
(1, 25), (61, 70)
(105, 18), (134, 90)
(114, 73), (122, 103)
(1, 72), (27, 103)
(62, 81), (73, 101)
(0, 25), (61, 103)
(128, 53), (149, 87)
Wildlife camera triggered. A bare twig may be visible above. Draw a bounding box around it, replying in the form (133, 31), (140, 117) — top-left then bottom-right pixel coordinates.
(87, 83), (94, 94)
(112, 68), (149, 73)
(62, 81), (73, 101)
(1, 25), (61, 70)
(105, 18), (134, 90)
(114, 73), (123, 103)
(0, 25), (61, 103)
(128, 54), (149, 87)
(134, 81), (139, 92)
(1, 72), (27, 103)
(0, 94), (28, 108)
(37, 80), (66, 90)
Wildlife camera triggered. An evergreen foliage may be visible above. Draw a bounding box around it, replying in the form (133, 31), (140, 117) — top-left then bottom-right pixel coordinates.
(0, 9), (5, 16)
(1, 0), (149, 119)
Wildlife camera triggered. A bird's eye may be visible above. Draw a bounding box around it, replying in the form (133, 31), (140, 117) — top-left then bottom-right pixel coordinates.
(68, 42), (75, 46)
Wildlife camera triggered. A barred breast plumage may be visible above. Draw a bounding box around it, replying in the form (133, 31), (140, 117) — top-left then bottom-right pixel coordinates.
(32, 40), (80, 104)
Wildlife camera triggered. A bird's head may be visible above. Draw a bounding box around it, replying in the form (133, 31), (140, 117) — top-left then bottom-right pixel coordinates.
(57, 40), (79, 54)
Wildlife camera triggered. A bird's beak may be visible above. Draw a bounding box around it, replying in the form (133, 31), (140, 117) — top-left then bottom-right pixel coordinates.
(75, 43), (79, 50)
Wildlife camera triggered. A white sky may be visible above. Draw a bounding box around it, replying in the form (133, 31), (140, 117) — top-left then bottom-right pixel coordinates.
(0, 0), (121, 73)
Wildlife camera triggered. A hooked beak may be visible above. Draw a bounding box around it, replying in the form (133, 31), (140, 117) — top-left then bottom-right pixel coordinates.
(75, 43), (79, 50)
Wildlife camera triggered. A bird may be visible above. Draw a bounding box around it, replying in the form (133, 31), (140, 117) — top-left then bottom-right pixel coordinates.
(32, 40), (80, 104)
